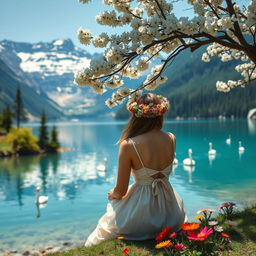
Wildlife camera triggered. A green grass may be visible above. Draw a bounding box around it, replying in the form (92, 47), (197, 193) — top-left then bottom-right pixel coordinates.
(47, 207), (256, 256)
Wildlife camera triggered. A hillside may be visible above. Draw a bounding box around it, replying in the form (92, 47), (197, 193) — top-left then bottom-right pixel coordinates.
(116, 47), (256, 119)
(0, 39), (110, 118)
(0, 59), (63, 120)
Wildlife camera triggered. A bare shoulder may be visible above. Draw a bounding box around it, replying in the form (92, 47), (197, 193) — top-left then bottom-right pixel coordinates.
(119, 139), (133, 153)
(165, 131), (176, 140)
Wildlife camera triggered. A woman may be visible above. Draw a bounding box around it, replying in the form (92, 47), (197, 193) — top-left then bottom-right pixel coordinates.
(85, 93), (186, 246)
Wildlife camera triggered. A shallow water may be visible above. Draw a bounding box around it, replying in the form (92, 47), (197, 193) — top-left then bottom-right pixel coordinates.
(0, 119), (256, 253)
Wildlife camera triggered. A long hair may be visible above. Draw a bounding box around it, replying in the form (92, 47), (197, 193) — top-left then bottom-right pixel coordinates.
(118, 93), (164, 144)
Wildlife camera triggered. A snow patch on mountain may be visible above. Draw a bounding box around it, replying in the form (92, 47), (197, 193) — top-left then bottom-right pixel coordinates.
(17, 51), (90, 75)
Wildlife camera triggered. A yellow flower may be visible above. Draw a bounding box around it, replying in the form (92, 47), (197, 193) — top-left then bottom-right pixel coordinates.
(194, 214), (204, 220)
(143, 105), (150, 111)
(155, 240), (172, 249)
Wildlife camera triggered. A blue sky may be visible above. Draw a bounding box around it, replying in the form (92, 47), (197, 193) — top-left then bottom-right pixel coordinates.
(0, 0), (249, 53)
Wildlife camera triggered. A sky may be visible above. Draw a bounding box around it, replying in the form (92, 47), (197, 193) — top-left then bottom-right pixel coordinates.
(0, 0), (194, 53)
(0, 0), (250, 54)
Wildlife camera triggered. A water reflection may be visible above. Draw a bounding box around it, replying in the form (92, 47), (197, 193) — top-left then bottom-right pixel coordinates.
(208, 154), (216, 166)
(247, 119), (256, 135)
(0, 152), (112, 205)
(183, 165), (195, 183)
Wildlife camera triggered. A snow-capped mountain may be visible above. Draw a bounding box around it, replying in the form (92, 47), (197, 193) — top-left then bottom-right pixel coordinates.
(0, 39), (107, 117)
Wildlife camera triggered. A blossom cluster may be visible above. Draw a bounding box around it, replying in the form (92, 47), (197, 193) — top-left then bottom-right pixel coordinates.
(75, 0), (256, 106)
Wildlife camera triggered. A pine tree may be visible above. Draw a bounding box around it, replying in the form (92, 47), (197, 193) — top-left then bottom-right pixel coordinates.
(38, 110), (49, 150)
(2, 106), (13, 133)
(14, 87), (27, 128)
(51, 126), (59, 145)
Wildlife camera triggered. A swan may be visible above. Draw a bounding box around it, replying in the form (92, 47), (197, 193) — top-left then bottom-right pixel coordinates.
(226, 135), (231, 145)
(208, 142), (216, 155)
(238, 141), (245, 153)
(97, 157), (108, 172)
(35, 187), (48, 204)
(183, 149), (195, 166)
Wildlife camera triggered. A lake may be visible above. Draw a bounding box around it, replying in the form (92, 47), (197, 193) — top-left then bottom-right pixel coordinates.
(0, 119), (256, 253)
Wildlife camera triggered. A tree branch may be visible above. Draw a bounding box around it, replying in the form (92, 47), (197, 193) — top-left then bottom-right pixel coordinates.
(155, 0), (166, 20)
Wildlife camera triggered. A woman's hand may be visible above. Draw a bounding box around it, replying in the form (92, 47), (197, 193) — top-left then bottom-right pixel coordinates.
(108, 188), (122, 200)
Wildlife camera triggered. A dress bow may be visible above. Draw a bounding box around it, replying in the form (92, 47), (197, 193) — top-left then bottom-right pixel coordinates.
(151, 178), (173, 202)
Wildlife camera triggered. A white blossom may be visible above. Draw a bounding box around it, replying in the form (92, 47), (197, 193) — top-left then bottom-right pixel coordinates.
(77, 27), (92, 45)
(75, 0), (256, 105)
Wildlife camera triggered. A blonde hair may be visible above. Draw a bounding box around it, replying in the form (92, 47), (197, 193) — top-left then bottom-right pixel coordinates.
(118, 93), (164, 144)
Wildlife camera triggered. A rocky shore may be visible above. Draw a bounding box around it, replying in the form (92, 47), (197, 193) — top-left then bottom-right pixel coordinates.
(0, 241), (80, 256)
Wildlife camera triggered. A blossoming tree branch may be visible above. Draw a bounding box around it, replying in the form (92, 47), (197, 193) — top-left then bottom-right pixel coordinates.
(75, 0), (256, 108)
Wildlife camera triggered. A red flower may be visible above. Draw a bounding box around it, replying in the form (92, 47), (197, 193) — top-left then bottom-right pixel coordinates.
(187, 227), (213, 241)
(122, 248), (130, 254)
(221, 232), (231, 239)
(181, 223), (200, 231)
(174, 243), (186, 251)
(169, 232), (177, 238)
(155, 226), (172, 242)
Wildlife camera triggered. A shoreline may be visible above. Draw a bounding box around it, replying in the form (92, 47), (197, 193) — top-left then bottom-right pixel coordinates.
(0, 240), (83, 256)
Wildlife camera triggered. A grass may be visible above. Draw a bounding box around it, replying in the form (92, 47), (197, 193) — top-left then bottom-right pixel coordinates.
(47, 207), (256, 256)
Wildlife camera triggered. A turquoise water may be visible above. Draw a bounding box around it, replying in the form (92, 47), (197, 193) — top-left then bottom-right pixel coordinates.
(0, 119), (256, 253)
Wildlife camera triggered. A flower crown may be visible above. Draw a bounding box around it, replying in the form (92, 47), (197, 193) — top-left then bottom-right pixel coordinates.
(127, 94), (170, 118)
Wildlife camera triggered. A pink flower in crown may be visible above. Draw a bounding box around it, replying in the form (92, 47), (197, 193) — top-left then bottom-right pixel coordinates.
(156, 104), (161, 109)
(139, 104), (144, 108)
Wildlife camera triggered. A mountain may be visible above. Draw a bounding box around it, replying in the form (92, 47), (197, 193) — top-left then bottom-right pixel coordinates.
(116, 47), (256, 119)
(0, 39), (113, 118)
(0, 58), (63, 120)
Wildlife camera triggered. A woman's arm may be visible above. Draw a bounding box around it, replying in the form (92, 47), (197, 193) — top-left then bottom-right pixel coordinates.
(108, 140), (132, 200)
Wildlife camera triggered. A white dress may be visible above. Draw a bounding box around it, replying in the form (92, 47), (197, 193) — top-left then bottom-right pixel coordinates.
(85, 138), (186, 246)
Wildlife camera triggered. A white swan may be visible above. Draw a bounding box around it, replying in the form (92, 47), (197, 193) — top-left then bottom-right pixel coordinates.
(226, 135), (231, 145)
(208, 142), (216, 155)
(97, 157), (108, 172)
(183, 149), (195, 166)
(35, 187), (48, 204)
(238, 141), (245, 153)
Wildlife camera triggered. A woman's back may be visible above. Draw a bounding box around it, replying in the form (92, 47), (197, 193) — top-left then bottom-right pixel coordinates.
(130, 130), (175, 172)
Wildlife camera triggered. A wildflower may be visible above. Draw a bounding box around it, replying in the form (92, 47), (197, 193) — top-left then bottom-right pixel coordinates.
(174, 243), (186, 251)
(122, 248), (130, 254)
(187, 227), (213, 241)
(155, 226), (172, 242)
(194, 214), (204, 220)
(169, 232), (177, 238)
(208, 220), (218, 226)
(214, 225), (224, 232)
(155, 240), (173, 249)
(218, 202), (236, 210)
(181, 223), (200, 231)
(197, 208), (215, 214)
(221, 232), (231, 239)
